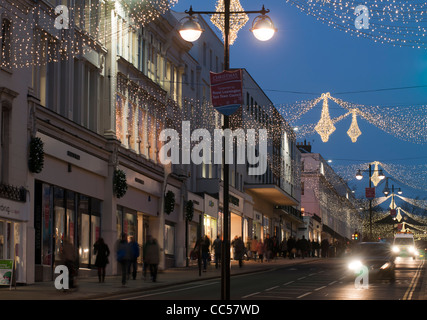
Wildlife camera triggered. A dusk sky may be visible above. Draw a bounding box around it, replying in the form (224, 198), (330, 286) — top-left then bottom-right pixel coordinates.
(171, 0), (427, 205)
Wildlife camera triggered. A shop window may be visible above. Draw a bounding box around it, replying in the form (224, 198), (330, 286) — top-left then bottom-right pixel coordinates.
(164, 224), (175, 255)
(53, 187), (65, 264)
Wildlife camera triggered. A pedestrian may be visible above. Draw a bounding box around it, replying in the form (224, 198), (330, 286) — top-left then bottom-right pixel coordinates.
(201, 235), (211, 272)
(212, 235), (222, 269)
(287, 236), (296, 259)
(271, 236), (279, 260)
(232, 236), (244, 267)
(61, 237), (77, 289)
(144, 235), (160, 282)
(256, 239), (264, 263)
(311, 239), (316, 257)
(93, 237), (110, 283)
(298, 235), (309, 259)
(264, 233), (273, 262)
(127, 236), (139, 280)
(116, 233), (131, 287)
(280, 239), (288, 258)
(250, 236), (258, 261)
(321, 238), (329, 258)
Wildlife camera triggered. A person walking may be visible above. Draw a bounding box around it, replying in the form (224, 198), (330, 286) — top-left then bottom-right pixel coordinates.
(212, 235), (222, 269)
(232, 236), (244, 267)
(321, 238), (329, 258)
(256, 239), (264, 263)
(127, 236), (139, 280)
(144, 235), (160, 282)
(201, 235), (211, 272)
(116, 234), (131, 287)
(298, 235), (309, 259)
(250, 236), (258, 261)
(264, 233), (273, 262)
(287, 236), (296, 259)
(93, 237), (110, 283)
(61, 237), (77, 289)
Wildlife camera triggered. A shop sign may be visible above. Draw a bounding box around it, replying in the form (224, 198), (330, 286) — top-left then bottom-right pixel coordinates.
(0, 259), (14, 286)
(210, 69), (243, 116)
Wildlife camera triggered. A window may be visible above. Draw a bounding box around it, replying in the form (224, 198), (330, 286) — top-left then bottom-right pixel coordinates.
(164, 224), (175, 255)
(0, 105), (10, 183)
(1, 19), (11, 68)
(203, 43), (207, 66)
(35, 31), (57, 109)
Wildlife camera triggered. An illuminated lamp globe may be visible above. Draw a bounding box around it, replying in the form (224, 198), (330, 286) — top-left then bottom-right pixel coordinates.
(378, 169), (385, 180)
(355, 170), (363, 180)
(179, 18), (203, 42)
(250, 15), (276, 41)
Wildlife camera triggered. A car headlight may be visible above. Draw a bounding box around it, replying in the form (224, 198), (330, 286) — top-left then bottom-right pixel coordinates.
(409, 246), (416, 253)
(392, 246), (400, 253)
(380, 262), (391, 270)
(348, 260), (363, 271)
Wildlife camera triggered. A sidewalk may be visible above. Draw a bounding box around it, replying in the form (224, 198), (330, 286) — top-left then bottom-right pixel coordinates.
(0, 257), (317, 300)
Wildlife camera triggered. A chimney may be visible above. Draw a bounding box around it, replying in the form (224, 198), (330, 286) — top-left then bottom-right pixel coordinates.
(297, 140), (312, 153)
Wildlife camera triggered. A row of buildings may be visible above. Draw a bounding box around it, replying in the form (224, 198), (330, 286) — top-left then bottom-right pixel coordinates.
(0, 0), (362, 284)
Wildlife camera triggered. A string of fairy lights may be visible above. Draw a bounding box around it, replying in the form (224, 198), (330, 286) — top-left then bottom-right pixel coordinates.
(277, 93), (427, 145)
(285, 0), (427, 49)
(0, 0), (178, 68)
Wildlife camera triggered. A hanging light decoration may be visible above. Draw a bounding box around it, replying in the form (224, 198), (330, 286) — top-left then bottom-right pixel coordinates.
(210, 0), (249, 45)
(347, 109), (362, 142)
(314, 92), (336, 142)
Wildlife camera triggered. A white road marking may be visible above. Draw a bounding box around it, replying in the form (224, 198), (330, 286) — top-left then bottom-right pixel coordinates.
(297, 292), (312, 299)
(242, 292), (260, 299)
(314, 286), (327, 291)
(265, 286), (279, 291)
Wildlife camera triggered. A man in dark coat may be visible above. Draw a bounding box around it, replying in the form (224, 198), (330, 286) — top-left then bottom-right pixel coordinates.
(94, 237), (110, 283)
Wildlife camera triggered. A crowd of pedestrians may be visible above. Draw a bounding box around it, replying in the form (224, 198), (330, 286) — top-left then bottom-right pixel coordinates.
(58, 231), (349, 291)
(188, 233), (347, 273)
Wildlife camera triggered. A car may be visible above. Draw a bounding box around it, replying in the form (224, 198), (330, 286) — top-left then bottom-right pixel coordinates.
(346, 242), (396, 282)
(392, 233), (417, 260)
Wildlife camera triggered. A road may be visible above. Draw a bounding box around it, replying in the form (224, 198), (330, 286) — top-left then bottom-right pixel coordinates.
(99, 257), (425, 301)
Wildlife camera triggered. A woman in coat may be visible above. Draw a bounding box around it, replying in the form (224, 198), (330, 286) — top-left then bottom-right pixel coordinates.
(144, 235), (160, 282)
(94, 237), (110, 283)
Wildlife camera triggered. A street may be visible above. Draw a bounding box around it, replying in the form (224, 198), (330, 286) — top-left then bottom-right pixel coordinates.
(99, 257), (426, 301)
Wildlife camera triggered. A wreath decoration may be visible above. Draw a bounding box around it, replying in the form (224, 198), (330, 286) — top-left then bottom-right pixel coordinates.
(164, 190), (175, 215)
(113, 169), (128, 198)
(185, 200), (194, 221)
(28, 136), (44, 173)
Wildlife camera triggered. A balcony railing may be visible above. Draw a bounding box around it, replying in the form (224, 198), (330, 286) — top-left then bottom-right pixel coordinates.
(0, 183), (26, 202)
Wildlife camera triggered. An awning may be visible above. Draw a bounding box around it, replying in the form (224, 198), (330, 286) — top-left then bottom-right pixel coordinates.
(244, 183), (299, 206)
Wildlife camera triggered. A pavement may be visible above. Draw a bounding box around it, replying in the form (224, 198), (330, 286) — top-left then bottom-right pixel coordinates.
(0, 257), (319, 300)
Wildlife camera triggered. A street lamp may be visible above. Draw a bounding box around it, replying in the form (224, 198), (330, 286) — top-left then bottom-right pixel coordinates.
(355, 164), (385, 240)
(179, 1), (275, 301)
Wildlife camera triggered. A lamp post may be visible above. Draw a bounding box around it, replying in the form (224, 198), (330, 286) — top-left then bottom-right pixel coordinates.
(355, 164), (385, 240)
(179, 0), (275, 300)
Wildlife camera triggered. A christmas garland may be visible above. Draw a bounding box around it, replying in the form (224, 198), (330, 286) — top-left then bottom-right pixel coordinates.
(164, 190), (175, 215)
(28, 136), (44, 173)
(113, 169), (128, 198)
(186, 200), (194, 221)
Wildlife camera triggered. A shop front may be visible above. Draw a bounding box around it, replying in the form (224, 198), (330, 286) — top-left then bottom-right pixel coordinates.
(34, 181), (102, 281)
(0, 197), (28, 284)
